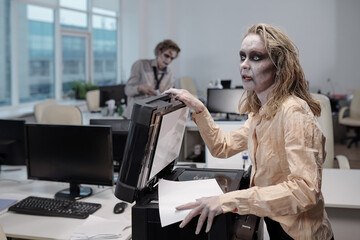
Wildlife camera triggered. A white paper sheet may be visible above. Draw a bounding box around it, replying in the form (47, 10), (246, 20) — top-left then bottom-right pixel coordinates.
(158, 178), (224, 227)
(70, 215), (131, 240)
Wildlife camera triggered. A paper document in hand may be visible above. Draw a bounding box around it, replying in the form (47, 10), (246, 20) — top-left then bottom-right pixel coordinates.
(158, 178), (224, 227)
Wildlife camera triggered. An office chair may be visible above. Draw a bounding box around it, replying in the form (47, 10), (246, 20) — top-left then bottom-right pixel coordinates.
(180, 76), (207, 105)
(0, 224), (7, 240)
(338, 89), (360, 148)
(40, 105), (83, 125)
(34, 99), (57, 123)
(86, 89), (100, 111)
(311, 93), (350, 169)
(180, 76), (198, 98)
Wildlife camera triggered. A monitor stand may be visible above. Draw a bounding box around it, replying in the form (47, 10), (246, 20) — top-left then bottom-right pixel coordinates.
(54, 183), (92, 200)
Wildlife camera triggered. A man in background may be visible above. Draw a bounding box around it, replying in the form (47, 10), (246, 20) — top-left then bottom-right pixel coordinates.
(122, 39), (181, 119)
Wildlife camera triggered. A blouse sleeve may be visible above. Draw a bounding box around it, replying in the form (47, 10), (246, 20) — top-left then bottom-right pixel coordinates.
(219, 104), (326, 217)
(192, 109), (249, 158)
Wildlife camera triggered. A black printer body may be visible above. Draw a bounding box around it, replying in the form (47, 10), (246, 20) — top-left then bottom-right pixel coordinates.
(115, 94), (262, 240)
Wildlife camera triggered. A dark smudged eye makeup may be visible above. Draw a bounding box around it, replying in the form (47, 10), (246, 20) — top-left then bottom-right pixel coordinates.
(251, 54), (263, 61)
(239, 51), (267, 62)
(240, 52), (246, 61)
(163, 53), (175, 60)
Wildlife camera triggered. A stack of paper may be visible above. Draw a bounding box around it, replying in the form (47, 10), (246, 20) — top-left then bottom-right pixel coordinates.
(70, 215), (131, 240)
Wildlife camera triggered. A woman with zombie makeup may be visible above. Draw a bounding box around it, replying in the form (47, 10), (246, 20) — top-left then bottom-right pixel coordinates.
(165, 24), (334, 240)
(123, 39), (181, 119)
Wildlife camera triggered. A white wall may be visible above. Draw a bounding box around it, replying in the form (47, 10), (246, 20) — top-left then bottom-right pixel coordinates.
(120, 0), (360, 95)
(333, 0), (360, 95)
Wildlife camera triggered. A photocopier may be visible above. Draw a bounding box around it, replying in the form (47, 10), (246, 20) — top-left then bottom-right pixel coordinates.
(114, 94), (262, 240)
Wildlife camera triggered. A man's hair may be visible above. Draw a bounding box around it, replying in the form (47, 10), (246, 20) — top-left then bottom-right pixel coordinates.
(239, 23), (321, 118)
(154, 39), (181, 57)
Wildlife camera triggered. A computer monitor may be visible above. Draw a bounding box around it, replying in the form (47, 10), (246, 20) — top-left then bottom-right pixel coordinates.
(207, 88), (246, 118)
(220, 79), (231, 89)
(25, 123), (113, 200)
(99, 84), (127, 108)
(89, 119), (130, 172)
(0, 119), (27, 171)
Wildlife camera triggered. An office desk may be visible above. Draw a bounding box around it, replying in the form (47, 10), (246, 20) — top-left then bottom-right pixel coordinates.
(81, 111), (123, 125)
(321, 168), (360, 240)
(0, 99), (87, 120)
(0, 166), (131, 240)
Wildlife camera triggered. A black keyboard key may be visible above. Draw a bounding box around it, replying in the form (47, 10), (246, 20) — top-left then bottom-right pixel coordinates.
(8, 196), (101, 219)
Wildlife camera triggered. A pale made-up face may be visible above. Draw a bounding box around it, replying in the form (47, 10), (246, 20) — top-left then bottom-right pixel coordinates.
(239, 34), (276, 96)
(157, 49), (178, 70)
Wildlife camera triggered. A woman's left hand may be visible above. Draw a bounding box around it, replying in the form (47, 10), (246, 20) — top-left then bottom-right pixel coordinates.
(164, 88), (206, 114)
(176, 196), (223, 235)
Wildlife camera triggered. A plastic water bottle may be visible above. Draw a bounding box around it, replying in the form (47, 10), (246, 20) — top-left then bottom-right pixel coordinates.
(242, 152), (248, 170)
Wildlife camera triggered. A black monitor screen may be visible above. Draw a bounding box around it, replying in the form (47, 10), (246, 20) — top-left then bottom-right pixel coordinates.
(220, 79), (231, 89)
(99, 84), (127, 107)
(207, 88), (246, 114)
(26, 123), (113, 200)
(89, 119), (130, 172)
(0, 119), (26, 167)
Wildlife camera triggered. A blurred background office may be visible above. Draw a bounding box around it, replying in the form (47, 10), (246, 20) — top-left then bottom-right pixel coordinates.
(0, 0), (359, 162)
(1, 0), (359, 109)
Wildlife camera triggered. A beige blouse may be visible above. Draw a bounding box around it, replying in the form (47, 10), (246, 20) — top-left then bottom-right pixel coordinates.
(192, 96), (333, 240)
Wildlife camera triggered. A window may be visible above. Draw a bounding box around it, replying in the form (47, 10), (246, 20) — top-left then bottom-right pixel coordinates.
(3, 0), (120, 109)
(29, 60), (50, 77)
(60, 9), (87, 30)
(62, 36), (87, 93)
(60, 0), (87, 11)
(18, 4), (55, 103)
(94, 59), (103, 73)
(0, 0), (11, 106)
(92, 14), (117, 86)
(105, 60), (115, 72)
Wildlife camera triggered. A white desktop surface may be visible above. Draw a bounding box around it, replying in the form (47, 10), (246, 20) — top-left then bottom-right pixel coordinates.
(0, 166), (131, 240)
(322, 168), (360, 208)
(321, 168), (360, 240)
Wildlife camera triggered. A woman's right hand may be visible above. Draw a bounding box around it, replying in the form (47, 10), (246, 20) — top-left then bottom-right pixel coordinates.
(164, 88), (206, 114)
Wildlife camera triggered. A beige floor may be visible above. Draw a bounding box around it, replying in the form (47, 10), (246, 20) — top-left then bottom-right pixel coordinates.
(334, 142), (360, 169)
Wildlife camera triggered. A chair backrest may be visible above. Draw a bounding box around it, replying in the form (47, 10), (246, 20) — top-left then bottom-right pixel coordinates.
(86, 89), (100, 111)
(350, 89), (360, 119)
(180, 77), (198, 98)
(40, 105), (83, 125)
(311, 93), (334, 168)
(0, 224), (7, 240)
(34, 99), (57, 122)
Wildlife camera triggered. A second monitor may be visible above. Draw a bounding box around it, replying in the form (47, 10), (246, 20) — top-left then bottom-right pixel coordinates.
(90, 118), (130, 172)
(0, 119), (27, 171)
(99, 84), (127, 108)
(207, 88), (246, 119)
(26, 123), (114, 200)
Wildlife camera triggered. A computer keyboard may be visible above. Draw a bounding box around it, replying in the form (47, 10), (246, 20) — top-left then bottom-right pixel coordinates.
(8, 196), (101, 219)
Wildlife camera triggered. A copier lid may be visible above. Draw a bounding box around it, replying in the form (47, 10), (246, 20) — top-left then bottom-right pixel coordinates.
(115, 94), (188, 203)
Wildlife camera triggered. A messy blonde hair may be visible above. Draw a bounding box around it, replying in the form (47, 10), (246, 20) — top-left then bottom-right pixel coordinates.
(239, 23), (320, 118)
